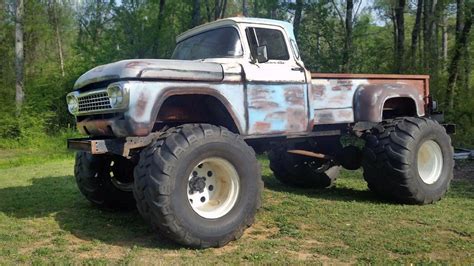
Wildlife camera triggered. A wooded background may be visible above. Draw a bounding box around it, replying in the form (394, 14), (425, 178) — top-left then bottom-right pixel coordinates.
(0, 0), (473, 147)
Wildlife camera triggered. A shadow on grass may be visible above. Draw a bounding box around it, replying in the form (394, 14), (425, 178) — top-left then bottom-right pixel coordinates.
(0, 175), (180, 249)
(263, 173), (474, 202)
(262, 174), (386, 204)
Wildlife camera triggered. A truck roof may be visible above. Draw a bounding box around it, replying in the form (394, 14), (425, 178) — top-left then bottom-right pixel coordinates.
(176, 17), (294, 43)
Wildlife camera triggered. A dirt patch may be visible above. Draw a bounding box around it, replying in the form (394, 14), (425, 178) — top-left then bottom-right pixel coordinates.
(243, 222), (279, 241)
(286, 249), (350, 264)
(76, 246), (127, 260)
(212, 243), (239, 256)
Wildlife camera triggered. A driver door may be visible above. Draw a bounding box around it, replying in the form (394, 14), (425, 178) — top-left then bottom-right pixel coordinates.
(243, 26), (308, 135)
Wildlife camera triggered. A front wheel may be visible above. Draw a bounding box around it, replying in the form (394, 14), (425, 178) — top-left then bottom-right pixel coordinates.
(133, 124), (263, 248)
(362, 117), (454, 204)
(74, 152), (136, 210)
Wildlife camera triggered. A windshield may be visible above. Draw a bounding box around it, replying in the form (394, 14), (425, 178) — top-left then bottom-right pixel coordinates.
(172, 27), (243, 60)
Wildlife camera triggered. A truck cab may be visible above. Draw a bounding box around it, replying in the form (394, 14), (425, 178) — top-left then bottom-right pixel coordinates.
(173, 18), (310, 135)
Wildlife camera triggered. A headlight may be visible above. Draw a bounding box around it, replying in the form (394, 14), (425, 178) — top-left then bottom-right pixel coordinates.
(107, 83), (127, 108)
(66, 93), (79, 115)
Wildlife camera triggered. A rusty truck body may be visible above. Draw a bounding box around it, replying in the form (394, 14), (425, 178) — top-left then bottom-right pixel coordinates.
(66, 17), (454, 248)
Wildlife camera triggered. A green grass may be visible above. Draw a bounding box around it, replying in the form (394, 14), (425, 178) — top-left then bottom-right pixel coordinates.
(0, 153), (472, 264)
(0, 131), (78, 169)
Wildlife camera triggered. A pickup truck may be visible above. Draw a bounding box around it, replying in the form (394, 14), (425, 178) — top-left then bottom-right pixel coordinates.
(67, 17), (454, 248)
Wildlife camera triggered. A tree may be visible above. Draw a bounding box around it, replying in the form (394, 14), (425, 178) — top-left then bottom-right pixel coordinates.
(456, 0), (465, 40)
(441, 7), (448, 66)
(243, 0), (249, 17)
(192, 0), (201, 27)
(47, 0), (65, 77)
(423, 0), (438, 71)
(214, 0), (227, 20)
(343, 0), (354, 72)
(410, 0), (423, 68)
(394, 0), (405, 73)
(15, 0), (24, 116)
(331, 0), (355, 72)
(446, 2), (473, 110)
(294, 0), (303, 39)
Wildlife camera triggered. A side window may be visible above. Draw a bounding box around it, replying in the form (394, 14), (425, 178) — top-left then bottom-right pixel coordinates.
(247, 27), (290, 61)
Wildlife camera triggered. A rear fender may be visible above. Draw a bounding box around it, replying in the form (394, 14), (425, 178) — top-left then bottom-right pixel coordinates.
(354, 83), (425, 122)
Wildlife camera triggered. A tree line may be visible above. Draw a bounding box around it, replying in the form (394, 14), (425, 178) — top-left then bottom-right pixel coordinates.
(0, 0), (473, 146)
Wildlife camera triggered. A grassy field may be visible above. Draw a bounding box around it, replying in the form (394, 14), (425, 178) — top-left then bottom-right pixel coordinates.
(0, 151), (472, 264)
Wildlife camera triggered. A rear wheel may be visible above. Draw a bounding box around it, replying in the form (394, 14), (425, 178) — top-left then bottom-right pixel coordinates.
(74, 152), (136, 210)
(362, 117), (454, 204)
(133, 124), (263, 248)
(268, 146), (340, 188)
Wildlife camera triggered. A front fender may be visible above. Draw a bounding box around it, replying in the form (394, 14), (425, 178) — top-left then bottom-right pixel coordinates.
(122, 81), (246, 136)
(354, 83), (425, 122)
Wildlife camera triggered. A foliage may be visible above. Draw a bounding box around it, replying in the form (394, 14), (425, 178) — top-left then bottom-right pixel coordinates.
(0, 0), (473, 147)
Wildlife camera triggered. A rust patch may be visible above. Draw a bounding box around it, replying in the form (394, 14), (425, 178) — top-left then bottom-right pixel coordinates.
(311, 73), (430, 80)
(284, 87), (305, 105)
(125, 61), (152, 69)
(250, 100), (279, 110)
(249, 87), (271, 99)
(331, 93), (352, 105)
(253, 122), (271, 133)
(314, 111), (335, 124)
(311, 85), (325, 101)
(287, 107), (306, 131)
(248, 87), (280, 110)
(264, 111), (286, 121)
(333, 79), (353, 91)
(135, 91), (149, 118)
(338, 109), (353, 120)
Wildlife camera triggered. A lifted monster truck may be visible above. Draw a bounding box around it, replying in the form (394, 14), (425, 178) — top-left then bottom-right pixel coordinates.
(66, 17), (454, 248)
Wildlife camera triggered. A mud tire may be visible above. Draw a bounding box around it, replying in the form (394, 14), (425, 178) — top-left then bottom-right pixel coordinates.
(74, 152), (136, 210)
(268, 147), (340, 188)
(133, 124), (263, 248)
(362, 117), (454, 204)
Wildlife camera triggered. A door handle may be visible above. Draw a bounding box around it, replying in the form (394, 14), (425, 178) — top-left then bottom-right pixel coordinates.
(291, 67), (304, 72)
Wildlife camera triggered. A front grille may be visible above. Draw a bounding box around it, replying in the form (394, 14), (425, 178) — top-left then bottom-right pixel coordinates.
(78, 91), (112, 113)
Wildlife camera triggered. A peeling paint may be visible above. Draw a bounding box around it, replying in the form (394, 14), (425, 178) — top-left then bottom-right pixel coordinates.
(73, 61), (430, 138)
(248, 83), (307, 134)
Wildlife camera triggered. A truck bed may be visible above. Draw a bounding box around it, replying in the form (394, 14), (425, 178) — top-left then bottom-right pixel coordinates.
(309, 73), (430, 125)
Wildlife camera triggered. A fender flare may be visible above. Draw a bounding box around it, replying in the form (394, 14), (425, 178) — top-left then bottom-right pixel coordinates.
(149, 87), (244, 134)
(353, 83), (425, 122)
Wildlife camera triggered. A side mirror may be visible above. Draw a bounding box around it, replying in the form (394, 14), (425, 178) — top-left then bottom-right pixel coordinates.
(256, 45), (269, 63)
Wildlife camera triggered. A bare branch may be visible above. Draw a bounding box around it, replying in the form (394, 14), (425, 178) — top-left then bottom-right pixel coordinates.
(353, 0), (363, 22)
(330, 0), (345, 28)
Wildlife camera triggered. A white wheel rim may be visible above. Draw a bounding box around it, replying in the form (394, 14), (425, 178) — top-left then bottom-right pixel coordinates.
(187, 157), (240, 219)
(417, 140), (443, 184)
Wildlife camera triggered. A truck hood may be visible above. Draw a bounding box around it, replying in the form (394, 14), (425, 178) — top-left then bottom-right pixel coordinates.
(74, 59), (224, 89)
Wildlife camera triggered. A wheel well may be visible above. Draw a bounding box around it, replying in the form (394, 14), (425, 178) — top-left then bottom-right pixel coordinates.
(382, 97), (417, 119)
(155, 95), (240, 133)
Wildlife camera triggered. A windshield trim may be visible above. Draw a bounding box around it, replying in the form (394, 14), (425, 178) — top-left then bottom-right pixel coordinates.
(173, 26), (244, 60)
